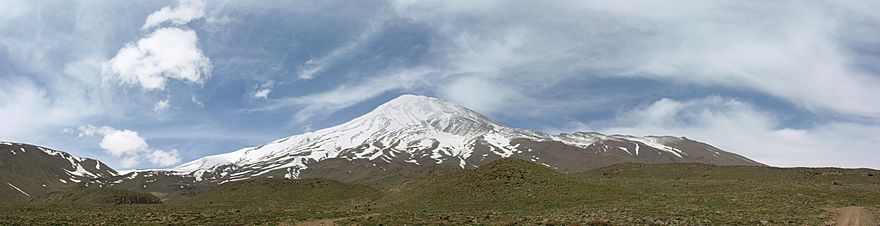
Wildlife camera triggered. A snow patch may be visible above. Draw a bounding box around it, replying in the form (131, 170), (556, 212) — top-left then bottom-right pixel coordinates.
(482, 133), (517, 157)
(6, 183), (29, 197)
(552, 133), (599, 148)
(66, 162), (99, 178)
(618, 136), (686, 158)
(11, 148), (26, 155)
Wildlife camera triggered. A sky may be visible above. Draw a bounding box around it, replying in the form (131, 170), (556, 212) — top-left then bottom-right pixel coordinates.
(1, 0), (879, 170)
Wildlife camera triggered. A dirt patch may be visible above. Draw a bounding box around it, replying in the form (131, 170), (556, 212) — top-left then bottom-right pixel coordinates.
(149, 192), (169, 202)
(294, 213), (382, 226)
(834, 206), (878, 226)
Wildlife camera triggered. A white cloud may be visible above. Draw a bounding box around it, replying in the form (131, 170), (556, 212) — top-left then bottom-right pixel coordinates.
(273, 1), (605, 117)
(148, 149), (181, 167)
(253, 89), (271, 99)
(595, 97), (880, 169)
(99, 129), (149, 157)
(440, 76), (519, 115)
(120, 156), (141, 169)
(75, 125), (181, 168)
(297, 18), (386, 80)
(0, 2), (146, 147)
(104, 27), (212, 90)
(0, 77), (99, 141)
(153, 98), (171, 113)
(75, 125), (112, 138)
(0, 78), (56, 135)
(545, 121), (593, 135)
(257, 67), (436, 122)
(104, 0), (211, 92)
(251, 81), (274, 99)
(142, 0), (206, 30)
(205, 15), (235, 32)
(191, 95), (205, 108)
(0, 0), (28, 20)
(264, 26), (540, 120)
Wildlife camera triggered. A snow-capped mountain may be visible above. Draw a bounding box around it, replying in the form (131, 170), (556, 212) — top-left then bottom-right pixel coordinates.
(0, 142), (117, 202)
(155, 95), (761, 184)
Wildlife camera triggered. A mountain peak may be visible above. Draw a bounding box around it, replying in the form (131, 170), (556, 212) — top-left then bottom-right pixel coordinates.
(374, 94), (458, 113)
(360, 94), (501, 130)
(385, 94), (437, 104)
(373, 94), (446, 114)
(160, 94), (761, 183)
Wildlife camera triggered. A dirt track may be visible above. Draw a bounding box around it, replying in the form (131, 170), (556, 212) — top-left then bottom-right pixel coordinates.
(835, 207), (878, 226)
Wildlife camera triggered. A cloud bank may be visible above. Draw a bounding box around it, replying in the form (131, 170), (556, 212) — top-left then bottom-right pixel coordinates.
(599, 96), (880, 169)
(282, 0), (880, 120)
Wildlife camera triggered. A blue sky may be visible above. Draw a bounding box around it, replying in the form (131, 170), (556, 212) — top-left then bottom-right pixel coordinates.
(1, 0), (879, 169)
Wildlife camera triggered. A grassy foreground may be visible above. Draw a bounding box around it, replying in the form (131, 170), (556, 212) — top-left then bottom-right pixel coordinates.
(1, 159), (878, 225)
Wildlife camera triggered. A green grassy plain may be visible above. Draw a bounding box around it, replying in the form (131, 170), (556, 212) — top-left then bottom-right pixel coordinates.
(1, 159), (878, 225)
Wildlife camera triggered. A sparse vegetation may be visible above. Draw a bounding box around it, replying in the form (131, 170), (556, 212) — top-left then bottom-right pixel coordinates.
(1, 159), (878, 225)
(189, 178), (382, 207)
(38, 188), (162, 205)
